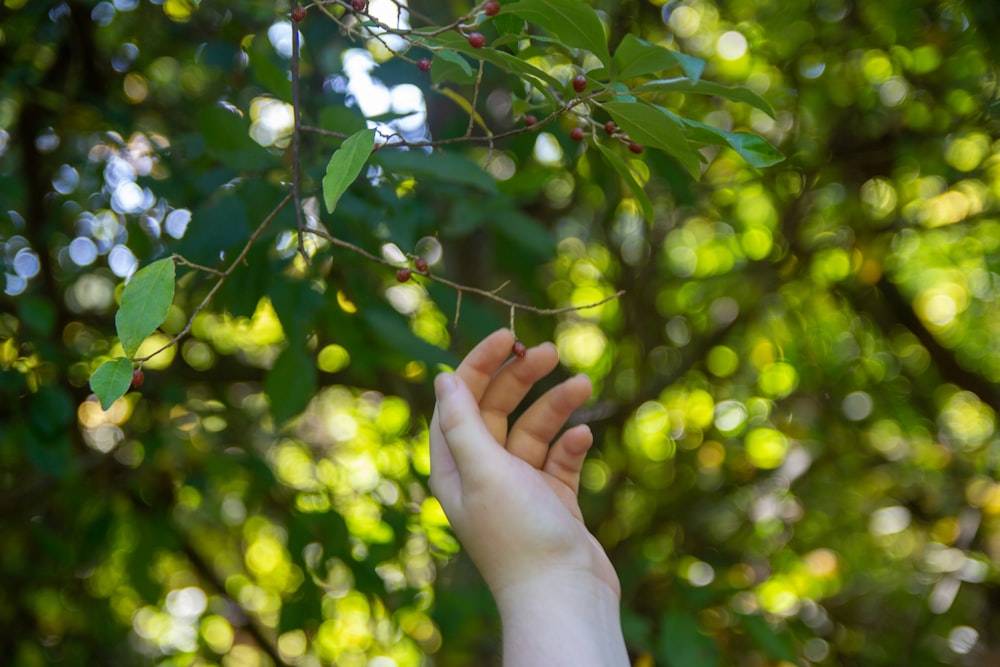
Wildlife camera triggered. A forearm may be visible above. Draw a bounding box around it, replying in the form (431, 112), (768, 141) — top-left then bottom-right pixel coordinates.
(495, 573), (630, 667)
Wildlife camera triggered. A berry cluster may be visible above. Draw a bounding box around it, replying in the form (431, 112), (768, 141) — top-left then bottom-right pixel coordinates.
(396, 257), (430, 282)
(568, 116), (644, 154)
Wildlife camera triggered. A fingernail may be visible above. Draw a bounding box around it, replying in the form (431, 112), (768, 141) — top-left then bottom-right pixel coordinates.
(435, 373), (457, 396)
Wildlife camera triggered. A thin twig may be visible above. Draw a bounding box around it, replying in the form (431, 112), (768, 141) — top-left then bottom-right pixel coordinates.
(291, 7), (308, 262)
(304, 227), (625, 315)
(301, 92), (600, 148)
(171, 254), (224, 276)
(134, 193), (293, 363)
(466, 60), (485, 137)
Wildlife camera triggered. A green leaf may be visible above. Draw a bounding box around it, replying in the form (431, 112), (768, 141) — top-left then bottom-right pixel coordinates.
(374, 149), (497, 192)
(659, 610), (720, 667)
(265, 345), (317, 425)
(323, 128), (376, 214)
(681, 118), (785, 168)
(595, 142), (654, 223)
(89, 357), (134, 410)
(436, 49), (474, 77)
(635, 77), (776, 118)
(504, 0), (612, 66)
(115, 258), (176, 359)
(608, 82), (637, 103)
(602, 101), (702, 177)
(425, 32), (562, 99)
(491, 12), (526, 36)
(613, 34), (705, 83)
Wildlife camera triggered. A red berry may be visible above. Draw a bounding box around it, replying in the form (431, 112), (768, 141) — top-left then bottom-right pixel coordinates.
(512, 341), (527, 358)
(352, 0), (366, 11)
(604, 121), (617, 135)
(572, 75), (587, 93)
(628, 141), (644, 154)
(524, 114), (537, 127)
(396, 268), (412, 282)
(291, 6), (307, 21)
(130, 369), (144, 389)
(414, 258), (429, 273)
(417, 58), (432, 72)
(483, 0), (501, 16)
(467, 32), (486, 49)
(570, 127), (585, 142)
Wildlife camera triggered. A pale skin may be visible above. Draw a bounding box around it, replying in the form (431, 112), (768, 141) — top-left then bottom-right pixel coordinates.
(430, 329), (629, 667)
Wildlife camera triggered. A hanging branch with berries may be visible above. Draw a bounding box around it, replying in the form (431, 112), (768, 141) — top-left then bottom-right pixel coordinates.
(88, 0), (782, 414)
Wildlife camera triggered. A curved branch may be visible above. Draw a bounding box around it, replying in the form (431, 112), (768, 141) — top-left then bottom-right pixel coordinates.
(134, 193), (293, 363)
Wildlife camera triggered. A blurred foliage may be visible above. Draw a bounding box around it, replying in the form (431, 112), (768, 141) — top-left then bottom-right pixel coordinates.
(1, 0), (999, 666)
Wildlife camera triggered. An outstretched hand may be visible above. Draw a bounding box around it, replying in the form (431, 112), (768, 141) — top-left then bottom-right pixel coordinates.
(429, 329), (619, 600)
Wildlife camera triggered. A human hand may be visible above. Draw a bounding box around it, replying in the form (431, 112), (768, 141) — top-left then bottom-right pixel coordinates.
(429, 329), (619, 601)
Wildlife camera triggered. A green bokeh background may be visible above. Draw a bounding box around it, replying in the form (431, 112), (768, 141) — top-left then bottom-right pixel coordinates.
(1, 0), (998, 665)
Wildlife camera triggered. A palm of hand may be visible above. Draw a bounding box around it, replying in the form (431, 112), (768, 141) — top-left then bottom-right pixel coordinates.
(430, 330), (619, 598)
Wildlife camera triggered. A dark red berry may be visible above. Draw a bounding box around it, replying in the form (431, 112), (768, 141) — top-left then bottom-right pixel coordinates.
(604, 121), (617, 135)
(130, 369), (144, 389)
(512, 341), (527, 358)
(291, 6), (307, 21)
(396, 268), (412, 282)
(628, 141), (644, 154)
(524, 114), (537, 127)
(414, 258), (429, 273)
(572, 75), (587, 93)
(352, 0), (366, 11)
(570, 127), (585, 142)
(483, 0), (501, 16)
(467, 32), (486, 49)
(417, 58), (432, 72)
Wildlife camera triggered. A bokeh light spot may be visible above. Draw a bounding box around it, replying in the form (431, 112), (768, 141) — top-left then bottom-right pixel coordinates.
(745, 428), (789, 469)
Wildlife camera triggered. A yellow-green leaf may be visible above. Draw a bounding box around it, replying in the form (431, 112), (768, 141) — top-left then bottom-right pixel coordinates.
(636, 77), (776, 118)
(613, 34), (705, 83)
(505, 0), (612, 66)
(682, 118), (785, 168)
(603, 101), (702, 177)
(595, 142), (654, 223)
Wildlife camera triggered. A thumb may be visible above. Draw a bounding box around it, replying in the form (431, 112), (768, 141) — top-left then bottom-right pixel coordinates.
(433, 372), (500, 480)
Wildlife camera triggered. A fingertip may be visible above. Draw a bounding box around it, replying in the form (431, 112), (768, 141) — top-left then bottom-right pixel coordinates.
(434, 372), (458, 398)
(566, 422), (594, 451)
(491, 328), (516, 345)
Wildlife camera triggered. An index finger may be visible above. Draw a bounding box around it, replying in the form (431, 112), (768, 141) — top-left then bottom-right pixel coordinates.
(453, 329), (516, 400)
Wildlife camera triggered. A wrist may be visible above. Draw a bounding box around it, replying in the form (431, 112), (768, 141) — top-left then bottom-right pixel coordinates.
(493, 571), (629, 667)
